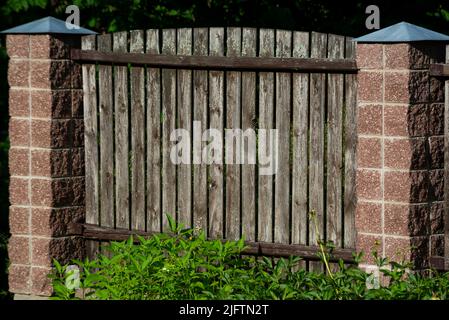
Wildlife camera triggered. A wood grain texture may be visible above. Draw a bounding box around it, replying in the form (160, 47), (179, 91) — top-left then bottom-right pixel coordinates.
(208, 27), (225, 239)
(161, 29), (177, 232)
(177, 28), (193, 228)
(344, 37), (357, 248)
(130, 30), (146, 231)
(291, 31), (309, 246)
(326, 34), (344, 247)
(113, 32), (130, 230)
(146, 29), (162, 232)
(309, 32), (327, 271)
(241, 28), (257, 242)
(192, 28), (208, 233)
(225, 27), (242, 240)
(258, 29), (275, 243)
(98, 34), (114, 229)
(82, 35), (99, 259)
(274, 30), (292, 244)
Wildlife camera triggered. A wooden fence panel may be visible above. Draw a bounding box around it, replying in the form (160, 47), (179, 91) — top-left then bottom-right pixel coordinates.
(291, 31), (309, 246)
(98, 34), (114, 230)
(225, 27), (242, 240)
(258, 29), (275, 243)
(113, 32), (129, 230)
(241, 28), (257, 242)
(146, 29), (162, 232)
(80, 28), (358, 263)
(208, 27), (225, 238)
(309, 32), (327, 271)
(192, 28), (209, 233)
(82, 35), (99, 259)
(344, 38), (357, 249)
(130, 30), (146, 232)
(327, 34), (345, 247)
(161, 29), (177, 232)
(177, 28), (193, 228)
(274, 30), (292, 244)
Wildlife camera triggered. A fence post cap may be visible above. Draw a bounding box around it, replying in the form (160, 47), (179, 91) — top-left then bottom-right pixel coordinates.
(354, 21), (449, 43)
(0, 16), (97, 35)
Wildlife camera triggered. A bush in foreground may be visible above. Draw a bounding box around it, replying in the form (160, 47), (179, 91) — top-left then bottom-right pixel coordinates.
(50, 217), (449, 300)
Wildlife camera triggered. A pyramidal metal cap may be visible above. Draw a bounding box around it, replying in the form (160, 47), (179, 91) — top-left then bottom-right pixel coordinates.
(0, 16), (97, 35)
(354, 21), (449, 42)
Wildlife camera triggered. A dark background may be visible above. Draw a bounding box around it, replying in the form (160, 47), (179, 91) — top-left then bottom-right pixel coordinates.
(1, 0), (449, 299)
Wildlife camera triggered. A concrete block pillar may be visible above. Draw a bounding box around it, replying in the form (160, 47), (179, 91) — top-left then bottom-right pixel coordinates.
(355, 41), (446, 269)
(3, 17), (96, 298)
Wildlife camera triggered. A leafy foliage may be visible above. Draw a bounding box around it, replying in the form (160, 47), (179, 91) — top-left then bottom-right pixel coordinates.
(50, 216), (449, 300)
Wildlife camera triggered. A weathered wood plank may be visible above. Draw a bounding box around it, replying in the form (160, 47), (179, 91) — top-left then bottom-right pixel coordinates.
(327, 34), (345, 248)
(258, 29), (275, 243)
(225, 27), (242, 240)
(76, 223), (355, 263)
(291, 31), (309, 246)
(130, 30), (146, 232)
(177, 28), (193, 228)
(162, 29), (177, 232)
(192, 28), (208, 233)
(72, 48), (357, 73)
(344, 37), (357, 248)
(113, 32), (129, 230)
(274, 30), (292, 244)
(82, 35), (99, 259)
(98, 34), (114, 229)
(208, 27), (225, 238)
(241, 28), (257, 242)
(146, 29), (162, 232)
(309, 32), (327, 271)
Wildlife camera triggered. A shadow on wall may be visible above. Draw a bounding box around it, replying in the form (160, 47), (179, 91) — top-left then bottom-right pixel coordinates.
(405, 42), (445, 269)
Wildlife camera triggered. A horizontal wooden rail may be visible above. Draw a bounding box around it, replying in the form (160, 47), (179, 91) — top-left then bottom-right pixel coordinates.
(429, 63), (449, 77)
(68, 223), (356, 263)
(71, 49), (358, 73)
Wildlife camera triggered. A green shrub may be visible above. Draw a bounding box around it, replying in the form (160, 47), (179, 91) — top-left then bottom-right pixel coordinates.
(50, 216), (449, 300)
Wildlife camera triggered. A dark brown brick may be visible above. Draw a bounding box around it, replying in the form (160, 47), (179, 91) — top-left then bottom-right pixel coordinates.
(430, 202), (444, 234)
(8, 236), (30, 265)
(429, 169), (444, 201)
(8, 60), (30, 88)
(429, 136), (444, 169)
(31, 90), (72, 119)
(31, 207), (85, 237)
(9, 118), (30, 147)
(31, 267), (53, 296)
(32, 237), (85, 267)
(9, 177), (29, 205)
(429, 103), (444, 135)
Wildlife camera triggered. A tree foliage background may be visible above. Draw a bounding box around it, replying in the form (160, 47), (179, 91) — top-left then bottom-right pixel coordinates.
(1, 0), (449, 299)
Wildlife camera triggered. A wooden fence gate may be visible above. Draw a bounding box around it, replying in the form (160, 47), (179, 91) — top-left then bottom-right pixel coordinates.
(72, 27), (358, 267)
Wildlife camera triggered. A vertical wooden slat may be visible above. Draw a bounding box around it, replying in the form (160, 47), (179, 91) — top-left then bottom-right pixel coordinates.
(309, 32), (327, 271)
(176, 28), (193, 228)
(225, 27), (241, 240)
(130, 30), (146, 231)
(82, 35), (99, 259)
(98, 34), (114, 229)
(208, 27), (225, 238)
(113, 32), (129, 230)
(327, 34), (344, 248)
(258, 29), (275, 243)
(193, 28), (209, 233)
(162, 29), (177, 232)
(274, 30), (292, 244)
(344, 37), (357, 249)
(291, 31), (309, 247)
(146, 29), (162, 232)
(241, 28), (257, 242)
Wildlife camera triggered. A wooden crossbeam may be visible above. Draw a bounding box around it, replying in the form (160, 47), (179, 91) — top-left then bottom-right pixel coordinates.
(430, 63), (449, 77)
(71, 48), (358, 73)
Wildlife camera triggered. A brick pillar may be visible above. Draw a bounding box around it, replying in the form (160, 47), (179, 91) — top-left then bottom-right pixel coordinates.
(7, 34), (85, 297)
(355, 42), (446, 269)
